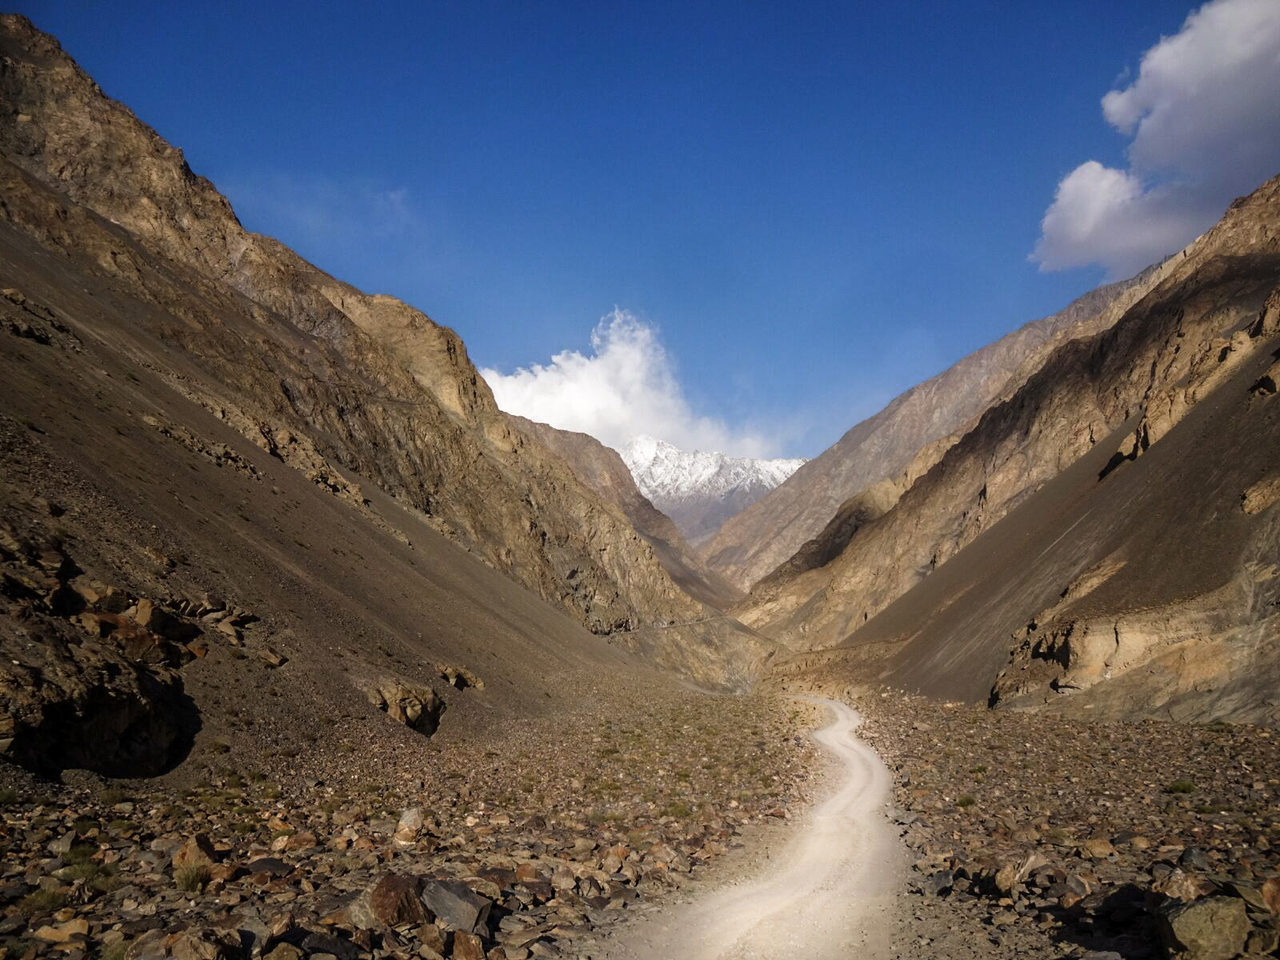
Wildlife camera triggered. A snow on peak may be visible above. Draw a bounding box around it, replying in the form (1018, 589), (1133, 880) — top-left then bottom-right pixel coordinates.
(620, 435), (806, 503)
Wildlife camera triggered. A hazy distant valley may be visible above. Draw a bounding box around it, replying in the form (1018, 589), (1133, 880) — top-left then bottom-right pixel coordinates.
(2, 11), (1280, 960)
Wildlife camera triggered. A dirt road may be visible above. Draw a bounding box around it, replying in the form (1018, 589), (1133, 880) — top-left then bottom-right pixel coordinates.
(602, 697), (902, 959)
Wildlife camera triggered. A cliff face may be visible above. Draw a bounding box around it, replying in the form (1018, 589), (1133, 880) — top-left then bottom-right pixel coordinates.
(0, 14), (703, 638)
(702, 267), (1169, 591)
(759, 176), (1280, 723)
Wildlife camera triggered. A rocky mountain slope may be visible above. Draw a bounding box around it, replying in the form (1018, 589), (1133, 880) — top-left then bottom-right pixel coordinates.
(621, 436), (804, 546)
(701, 266), (1171, 591)
(0, 14), (713, 644)
(758, 174), (1280, 724)
(510, 420), (743, 612)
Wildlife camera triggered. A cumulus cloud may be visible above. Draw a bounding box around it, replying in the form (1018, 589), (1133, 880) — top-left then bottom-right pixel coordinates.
(481, 309), (775, 457)
(1033, 0), (1280, 278)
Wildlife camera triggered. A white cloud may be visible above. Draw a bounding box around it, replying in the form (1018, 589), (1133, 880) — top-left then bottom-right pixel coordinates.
(1034, 0), (1280, 278)
(481, 309), (776, 457)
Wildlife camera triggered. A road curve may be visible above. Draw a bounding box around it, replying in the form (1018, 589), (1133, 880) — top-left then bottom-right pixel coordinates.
(604, 697), (902, 960)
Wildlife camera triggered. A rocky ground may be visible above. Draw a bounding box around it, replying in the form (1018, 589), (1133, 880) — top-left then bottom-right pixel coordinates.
(0, 691), (815, 959)
(842, 686), (1280, 960)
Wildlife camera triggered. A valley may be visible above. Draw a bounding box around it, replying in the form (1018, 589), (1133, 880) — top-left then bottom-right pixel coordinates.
(0, 10), (1279, 960)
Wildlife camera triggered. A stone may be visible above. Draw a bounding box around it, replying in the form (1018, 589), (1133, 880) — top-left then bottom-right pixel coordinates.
(416, 923), (446, 955)
(1264, 876), (1280, 914)
(1223, 880), (1268, 913)
(168, 933), (221, 960)
(245, 857), (291, 877)
(363, 873), (427, 928)
(551, 865), (577, 895)
(451, 931), (486, 960)
(300, 932), (362, 960)
(1080, 836), (1115, 859)
(172, 834), (217, 870)
(258, 647), (287, 668)
(993, 862), (1019, 895)
(1152, 868), (1214, 902)
(364, 679), (443, 736)
(263, 946), (303, 960)
(393, 806), (424, 849)
(33, 918), (88, 942)
(420, 879), (492, 934)
(1247, 923), (1280, 954)
(1158, 896), (1249, 960)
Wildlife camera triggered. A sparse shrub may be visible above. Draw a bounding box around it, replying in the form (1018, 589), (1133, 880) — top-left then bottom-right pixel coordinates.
(64, 841), (98, 865)
(64, 860), (117, 893)
(0, 788), (18, 806)
(956, 795), (976, 808)
(1165, 779), (1196, 794)
(18, 888), (68, 916)
(175, 865), (211, 893)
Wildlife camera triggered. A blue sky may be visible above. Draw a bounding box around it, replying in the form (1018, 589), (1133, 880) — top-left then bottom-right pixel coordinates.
(23, 1), (1280, 456)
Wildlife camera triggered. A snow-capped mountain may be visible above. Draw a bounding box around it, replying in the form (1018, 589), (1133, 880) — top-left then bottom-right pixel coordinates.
(621, 436), (806, 545)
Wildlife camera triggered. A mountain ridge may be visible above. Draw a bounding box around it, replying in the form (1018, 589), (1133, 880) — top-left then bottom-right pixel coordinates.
(700, 264), (1170, 591)
(0, 13), (713, 645)
(621, 435), (805, 545)
(755, 175), (1280, 724)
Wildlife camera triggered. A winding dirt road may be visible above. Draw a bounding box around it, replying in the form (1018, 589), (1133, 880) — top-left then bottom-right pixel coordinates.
(604, 697), (902, 960)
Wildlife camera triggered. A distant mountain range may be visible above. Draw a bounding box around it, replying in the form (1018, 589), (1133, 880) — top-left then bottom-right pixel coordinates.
(620, 436), (806, 545)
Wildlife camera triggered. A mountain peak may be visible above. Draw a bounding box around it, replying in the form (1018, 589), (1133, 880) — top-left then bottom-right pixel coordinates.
(620, 436), (806, 544)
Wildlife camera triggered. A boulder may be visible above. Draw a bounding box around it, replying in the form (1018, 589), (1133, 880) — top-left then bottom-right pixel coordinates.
(1263, 876), (1280, 914)
(1158, 896), (1249, 960)
(347, 872), (428, 928)
(1080, 836), (1115, 859)
(33, 918), (88, 942)
(172, 834), (217, 870)
(1152, 868), (1214, 902)
(363, 679), (443, 736)
(451, 932), (486, 960)
(393, 806), (424, 848)
(420, 879), (491, 934)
